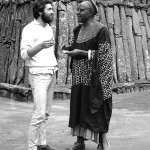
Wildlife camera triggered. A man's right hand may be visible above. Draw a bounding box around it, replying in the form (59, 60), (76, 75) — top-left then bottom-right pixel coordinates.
(26, 39), (55, 58)
(41, 39), (55, 49)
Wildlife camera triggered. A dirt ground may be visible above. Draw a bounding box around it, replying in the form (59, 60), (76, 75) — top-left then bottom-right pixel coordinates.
(0, 90), (150, 150)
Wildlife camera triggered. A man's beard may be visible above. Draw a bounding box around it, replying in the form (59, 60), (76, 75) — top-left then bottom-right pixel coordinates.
(41, 12), (53, 24)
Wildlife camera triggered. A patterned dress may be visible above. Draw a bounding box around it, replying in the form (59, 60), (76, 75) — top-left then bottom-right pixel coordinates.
(66, 21), (113, 145)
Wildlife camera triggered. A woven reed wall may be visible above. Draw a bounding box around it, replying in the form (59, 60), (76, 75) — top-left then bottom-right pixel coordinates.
(0, 0), (150, 88)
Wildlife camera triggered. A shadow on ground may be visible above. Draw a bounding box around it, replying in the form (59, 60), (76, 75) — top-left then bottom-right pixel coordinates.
(0, 91), (150, 150)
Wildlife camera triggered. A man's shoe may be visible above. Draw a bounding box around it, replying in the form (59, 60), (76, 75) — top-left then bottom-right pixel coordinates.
(37, 145), (55, 150)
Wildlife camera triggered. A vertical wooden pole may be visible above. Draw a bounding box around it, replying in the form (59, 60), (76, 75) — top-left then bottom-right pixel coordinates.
(105, 6), (118, 83)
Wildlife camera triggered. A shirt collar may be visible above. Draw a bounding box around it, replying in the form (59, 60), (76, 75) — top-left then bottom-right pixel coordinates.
(33, 19), (48, 27)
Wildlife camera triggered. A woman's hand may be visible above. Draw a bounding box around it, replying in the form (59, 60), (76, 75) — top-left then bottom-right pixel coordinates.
(64, 49), (83, 57)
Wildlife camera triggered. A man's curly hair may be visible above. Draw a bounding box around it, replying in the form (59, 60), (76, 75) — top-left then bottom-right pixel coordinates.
(33, 0), (53, 19)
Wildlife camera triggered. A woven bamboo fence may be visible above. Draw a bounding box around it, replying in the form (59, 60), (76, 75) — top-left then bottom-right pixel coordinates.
(1, 0), (150, 96)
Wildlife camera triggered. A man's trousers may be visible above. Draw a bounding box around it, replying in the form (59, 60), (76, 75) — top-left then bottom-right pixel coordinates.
(28, 73), (56, 150)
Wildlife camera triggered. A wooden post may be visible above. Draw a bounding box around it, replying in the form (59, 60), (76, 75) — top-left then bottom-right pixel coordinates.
(126, 14), (138, 80)
(132, 8), (145, 79)
(120, 6), (132, 82)
(57, 1), (69, 85)
(105, 6), (118, 83)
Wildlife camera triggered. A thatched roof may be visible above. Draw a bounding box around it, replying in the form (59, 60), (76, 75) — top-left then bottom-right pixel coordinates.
(0, 0), (150, 9)
(0, 0), (32, 4)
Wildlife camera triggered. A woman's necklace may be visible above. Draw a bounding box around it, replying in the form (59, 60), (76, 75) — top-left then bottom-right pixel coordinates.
(77, 21), (96, 42)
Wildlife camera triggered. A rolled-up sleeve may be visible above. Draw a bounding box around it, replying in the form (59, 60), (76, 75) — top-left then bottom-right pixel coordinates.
(20, 26), (34, 60)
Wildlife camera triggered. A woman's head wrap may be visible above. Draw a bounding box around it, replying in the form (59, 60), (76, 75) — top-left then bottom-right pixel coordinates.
(86, 0), (98, 16)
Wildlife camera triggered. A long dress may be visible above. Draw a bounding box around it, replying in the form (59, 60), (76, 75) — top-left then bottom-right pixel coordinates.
(66, 21), (113, 146)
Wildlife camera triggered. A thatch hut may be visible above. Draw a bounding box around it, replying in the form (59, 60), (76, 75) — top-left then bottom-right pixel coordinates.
(1, 0), (150, 101)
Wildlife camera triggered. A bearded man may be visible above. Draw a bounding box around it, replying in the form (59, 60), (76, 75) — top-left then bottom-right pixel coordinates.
(63, 0), (113, 150)
(20, 0), (57, 150)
